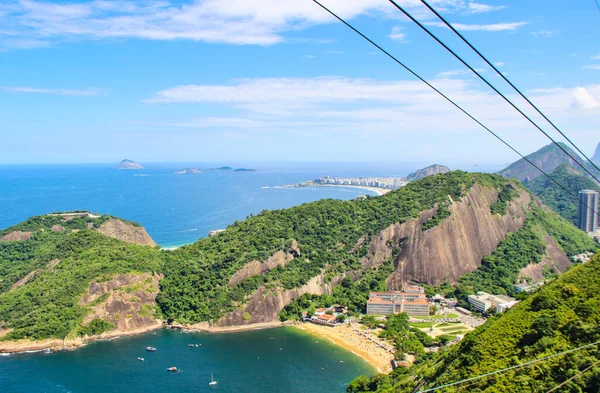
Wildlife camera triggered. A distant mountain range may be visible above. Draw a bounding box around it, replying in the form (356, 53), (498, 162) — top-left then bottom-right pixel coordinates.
(594, 141), (600, 163)
(174, 166), (256, 175)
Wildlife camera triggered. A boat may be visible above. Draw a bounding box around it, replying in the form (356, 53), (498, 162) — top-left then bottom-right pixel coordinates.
(209, 373), (217, 386)
(188, 344), (195, 347)
(167, 367), (178, 372)
(146, 347), (156, 352)
(137, 357), (144, 361)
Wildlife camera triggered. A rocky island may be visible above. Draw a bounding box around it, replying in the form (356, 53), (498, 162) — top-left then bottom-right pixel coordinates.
(174, 166), (256, 174)
(115, 159), (143, 170)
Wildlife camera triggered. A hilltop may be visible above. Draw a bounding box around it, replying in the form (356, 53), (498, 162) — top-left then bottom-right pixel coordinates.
(498, 142), (587, 183)
(0, 172), (596, 353)
(406, 164), (450, 182)
(594, 142), (600, 164)
(115, 159), (143, 170)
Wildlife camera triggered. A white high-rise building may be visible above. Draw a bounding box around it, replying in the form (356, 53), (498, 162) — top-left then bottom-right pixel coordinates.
(578, 190), (599, 233)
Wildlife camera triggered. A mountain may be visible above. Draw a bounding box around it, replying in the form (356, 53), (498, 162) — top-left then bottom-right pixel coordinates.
(174, 168), (202, 175)
(499, 142), (587, 183)
(527, 163), (600, 225)
(594, 142), (600, 164)
(0, 172), (597, 352)
(115, 159), (143, 170)
(406, 164), (450, 182)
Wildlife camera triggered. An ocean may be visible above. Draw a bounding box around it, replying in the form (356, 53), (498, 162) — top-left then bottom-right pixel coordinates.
(0, 162), (420, 247)
(0, 328), (374, 393)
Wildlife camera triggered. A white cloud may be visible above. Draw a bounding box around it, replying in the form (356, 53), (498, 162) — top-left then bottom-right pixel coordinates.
(467, 2), (506, 14)
(0, 0), (526, 49)
(591, 54), (600, 60)
(325, 50), (344, 54)
(427, 21), (527, 31)
(305, 54), (315, 59)
(2, 86), (106, 96)
(437, 69), (469, 77)
(572, 87), (600, 110)
(389, 26), (406, 42)
(493, 62), (506, 67)
(583, 65), (600, 70)
(532, 30), (559, 38)
(140, 77), (600, 146)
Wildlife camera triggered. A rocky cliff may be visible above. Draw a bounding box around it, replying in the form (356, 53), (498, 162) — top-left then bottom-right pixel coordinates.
(218, 273), (343, 326)
(81, 273), (162, 333)
(228, 240), (300, 287)
(387, 185), (531, 287)
(0, 231), (32, 242)
(95, 219), (156, 247)
(594, 141), (600, 164)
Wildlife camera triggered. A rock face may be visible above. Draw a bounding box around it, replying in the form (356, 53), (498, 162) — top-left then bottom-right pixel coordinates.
(594, 142), (600, 164)
(519, 236), (572, 282)
(81, 273), (162, 332)
(407, 164), (451, 182)
(96, 219), (156, 247)
(116, 159), (143, 170)
(0, 231), (32, 242)
(218, 273), (343, 326)
(387, 185), (532, 287)
(499, 142), (584, 183)
(228, 240), (300, 287)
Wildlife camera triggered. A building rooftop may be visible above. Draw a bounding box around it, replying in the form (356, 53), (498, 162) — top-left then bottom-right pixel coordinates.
(367, 297), (394, 304)
(402, 298), (429, 305)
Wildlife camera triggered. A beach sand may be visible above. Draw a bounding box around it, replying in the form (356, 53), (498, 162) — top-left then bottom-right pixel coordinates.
(295, 323), (394, 373)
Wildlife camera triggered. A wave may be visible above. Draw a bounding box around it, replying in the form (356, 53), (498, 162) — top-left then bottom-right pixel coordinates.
(178, 228), (198, 233)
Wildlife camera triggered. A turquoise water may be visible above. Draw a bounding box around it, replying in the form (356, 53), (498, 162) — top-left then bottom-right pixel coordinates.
(0, 328), (374, 393)
(0, 163), (411, 247)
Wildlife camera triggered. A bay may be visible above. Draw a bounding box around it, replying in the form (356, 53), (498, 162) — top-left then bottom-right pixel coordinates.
(0, 328), (374, 393)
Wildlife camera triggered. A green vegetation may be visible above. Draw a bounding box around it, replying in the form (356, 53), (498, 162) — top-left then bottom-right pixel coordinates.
(490, 183), (519, 215)
(347, 252), (600, 392)
(78, 319), (115, 337)
(422, 201), (451, 231)
(0, 229), (162, 340)
(527, 163), (600, 225)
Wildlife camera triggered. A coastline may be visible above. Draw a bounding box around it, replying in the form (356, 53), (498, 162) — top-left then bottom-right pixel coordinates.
(275, 184), (391, 196)
(177, 320), (295, 333)
(294, 323), (393, 374)
(0, 320), (163, 354)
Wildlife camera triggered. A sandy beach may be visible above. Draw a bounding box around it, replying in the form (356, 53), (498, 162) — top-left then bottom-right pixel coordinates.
(295, 323), (394, 373)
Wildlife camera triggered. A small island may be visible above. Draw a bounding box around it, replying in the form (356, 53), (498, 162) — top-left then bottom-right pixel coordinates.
(174, 168), (202, 175)
(116, 159), (143, 170)
(174, 166), (256, 175)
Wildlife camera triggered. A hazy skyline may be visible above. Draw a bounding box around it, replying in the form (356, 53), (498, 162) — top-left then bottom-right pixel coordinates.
(1, 0), (599, 164)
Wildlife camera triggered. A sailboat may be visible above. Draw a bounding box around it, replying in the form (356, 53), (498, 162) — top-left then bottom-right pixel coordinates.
(209, 373), (217, 386)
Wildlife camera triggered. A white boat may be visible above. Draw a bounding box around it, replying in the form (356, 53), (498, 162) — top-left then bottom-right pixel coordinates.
(209, 373), (217, 386)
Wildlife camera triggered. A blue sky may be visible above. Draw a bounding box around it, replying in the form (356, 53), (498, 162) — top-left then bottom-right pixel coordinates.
(0, 0), (599, 165)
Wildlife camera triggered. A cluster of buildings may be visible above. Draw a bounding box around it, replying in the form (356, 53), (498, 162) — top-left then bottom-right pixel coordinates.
(307, 306), (347, 326)
(313, 176), (408, 190)
(578, 190), (599, 234)
(366, 285), (430, 317)
(467, 292), (518, 314)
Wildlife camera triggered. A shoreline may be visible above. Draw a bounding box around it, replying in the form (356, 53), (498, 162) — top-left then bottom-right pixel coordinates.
(275, 184), (391, 196)
(0, 321), (164, 355)
(294, 323), (393, 374)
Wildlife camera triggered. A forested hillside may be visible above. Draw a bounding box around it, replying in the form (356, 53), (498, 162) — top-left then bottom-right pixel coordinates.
(350, 251), (600, 393)
(527, 164), (600, 225)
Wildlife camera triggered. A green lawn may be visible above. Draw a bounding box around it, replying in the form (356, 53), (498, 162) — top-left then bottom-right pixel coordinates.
(412, 313), (460, 320)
